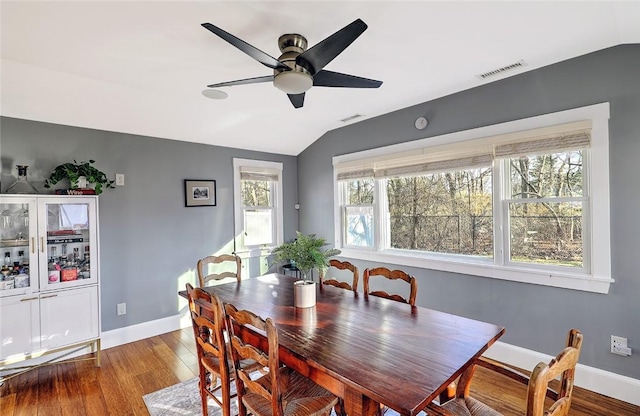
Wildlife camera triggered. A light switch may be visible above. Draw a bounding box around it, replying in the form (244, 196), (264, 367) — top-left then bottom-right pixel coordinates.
(115, 173), (125, 186)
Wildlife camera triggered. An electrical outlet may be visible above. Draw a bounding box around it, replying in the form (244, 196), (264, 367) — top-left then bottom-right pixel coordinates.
(115, 173), (125, 186)
(611, 335), (632, 356)
(117, 302), (127, 316)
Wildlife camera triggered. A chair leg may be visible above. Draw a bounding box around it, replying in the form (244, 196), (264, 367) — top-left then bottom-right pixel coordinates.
(199, 372), (209, 416)
(221, 378), (231, 416)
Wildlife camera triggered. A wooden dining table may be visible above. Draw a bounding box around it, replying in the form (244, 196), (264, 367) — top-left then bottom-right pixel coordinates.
(180, 274), (505, 416)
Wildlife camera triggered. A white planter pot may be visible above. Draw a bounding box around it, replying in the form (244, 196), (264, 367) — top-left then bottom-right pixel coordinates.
(293, 280), (316, 308)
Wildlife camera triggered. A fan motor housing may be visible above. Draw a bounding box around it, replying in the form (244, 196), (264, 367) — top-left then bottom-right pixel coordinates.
(276, 34), (312, 75)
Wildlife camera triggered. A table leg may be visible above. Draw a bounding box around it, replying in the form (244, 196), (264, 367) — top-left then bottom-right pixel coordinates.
(343, 386), (379, 416)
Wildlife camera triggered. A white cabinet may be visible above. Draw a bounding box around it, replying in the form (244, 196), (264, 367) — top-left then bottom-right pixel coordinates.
(0, 293), (40, 359)
(0, 195), (100, 379)
(40, 285), (100, 350)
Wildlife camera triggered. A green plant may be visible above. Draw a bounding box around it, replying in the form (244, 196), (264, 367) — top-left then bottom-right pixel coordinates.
(44, 160), (115, 195)
(272, 231), (341, 279)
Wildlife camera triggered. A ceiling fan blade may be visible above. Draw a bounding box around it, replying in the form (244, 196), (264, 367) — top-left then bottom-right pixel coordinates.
(202, 23), (290, 71)
(313, 70), (382, 88)
(207, 75), (274, 88)
(296, 19), (368, 74)
(288, 93), (305, 109)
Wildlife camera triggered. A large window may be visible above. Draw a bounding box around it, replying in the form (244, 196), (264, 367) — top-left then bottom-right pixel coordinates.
(504, 149), (585, 268)
(334, 103), (611, 293)
(233, 159), (283, 252)
(386, 166), (493, 257)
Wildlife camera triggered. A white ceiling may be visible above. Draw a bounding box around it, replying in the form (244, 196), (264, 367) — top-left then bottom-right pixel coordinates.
(2, 1), (639, 156)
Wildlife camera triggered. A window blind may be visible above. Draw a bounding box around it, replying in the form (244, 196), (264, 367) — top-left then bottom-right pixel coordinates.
(334, 121), (591, 180)
(375, 154), (493, 178)
(240, 166), (280, 181)
(336, 168), (375, 181)
(494, 130), (590, 158)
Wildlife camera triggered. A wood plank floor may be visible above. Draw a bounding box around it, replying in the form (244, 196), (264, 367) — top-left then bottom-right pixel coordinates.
(1, 328), (638, 415)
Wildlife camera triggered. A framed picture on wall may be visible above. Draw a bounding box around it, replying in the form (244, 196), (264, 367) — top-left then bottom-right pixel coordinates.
(184, 179), (216, 207)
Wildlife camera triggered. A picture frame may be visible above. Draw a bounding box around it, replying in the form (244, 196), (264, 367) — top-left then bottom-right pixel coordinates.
(184, 179), (216, 207)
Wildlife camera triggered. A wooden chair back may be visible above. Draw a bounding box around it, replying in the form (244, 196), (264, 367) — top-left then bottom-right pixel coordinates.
(322, 259), (359, 291)
(197, 254), (242, 287)
(186, 283), (233, 416)
(225, 303), (338, 416)
(427, 329), (583, 416)
(526, 328), (583, 416)
(363, 267), (417, 306)
(225, 304), (283, 416)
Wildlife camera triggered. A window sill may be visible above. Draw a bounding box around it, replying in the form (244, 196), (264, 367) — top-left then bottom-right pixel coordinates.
(339, 248), (613, 294)
(234, 247), (274, 259)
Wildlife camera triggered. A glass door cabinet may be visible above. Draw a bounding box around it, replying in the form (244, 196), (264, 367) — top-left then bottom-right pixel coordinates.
(0, 196), (98, 294)
(0, 195), (100, 380)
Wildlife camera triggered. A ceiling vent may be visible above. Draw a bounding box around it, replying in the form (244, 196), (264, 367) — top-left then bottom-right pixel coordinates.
(340, 114), (364, 123)
(476, 60), (527, 80)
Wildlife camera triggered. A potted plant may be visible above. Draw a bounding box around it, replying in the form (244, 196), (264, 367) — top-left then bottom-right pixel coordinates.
(44, 159), (115, 195)
(272, 231), (341, 280)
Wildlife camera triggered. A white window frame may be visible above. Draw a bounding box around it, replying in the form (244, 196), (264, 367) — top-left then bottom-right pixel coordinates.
(333, 103), (612, 293)
(233, 158), (284, 257)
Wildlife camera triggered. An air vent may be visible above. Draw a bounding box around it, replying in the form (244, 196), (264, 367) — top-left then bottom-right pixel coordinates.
(476, 60), (527, 80)
(340, 114), (364, 123)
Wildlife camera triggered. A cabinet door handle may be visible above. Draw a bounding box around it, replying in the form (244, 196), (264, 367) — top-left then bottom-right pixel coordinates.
(41, 237), (45, 253)
(20, 297), (39, 302)
(32, 237), (36, 254)
(40, 294), (58, 299)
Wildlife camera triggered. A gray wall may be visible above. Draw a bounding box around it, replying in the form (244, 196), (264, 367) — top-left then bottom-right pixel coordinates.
(0, 119), (298, 331)
(298, 44), (640, 379)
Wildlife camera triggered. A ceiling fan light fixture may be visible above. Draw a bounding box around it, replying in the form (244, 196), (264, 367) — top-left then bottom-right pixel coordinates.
(273, 71), (313, 94)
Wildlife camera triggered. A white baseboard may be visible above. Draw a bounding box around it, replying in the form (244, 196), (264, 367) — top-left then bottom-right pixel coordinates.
(100, 313), (190, 350)
(100, 315), (640, 407)
(484, 340), (640, 406)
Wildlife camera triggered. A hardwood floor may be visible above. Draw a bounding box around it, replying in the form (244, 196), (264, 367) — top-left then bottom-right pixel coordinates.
(1, 328), (638, 415)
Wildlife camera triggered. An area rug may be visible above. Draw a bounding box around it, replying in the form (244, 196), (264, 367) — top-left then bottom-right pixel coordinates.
(143, 377), (239, 416)
(143, 377), (410, 416)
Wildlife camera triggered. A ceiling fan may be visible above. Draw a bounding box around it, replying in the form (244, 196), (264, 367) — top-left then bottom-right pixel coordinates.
(201, 18), (383, 109)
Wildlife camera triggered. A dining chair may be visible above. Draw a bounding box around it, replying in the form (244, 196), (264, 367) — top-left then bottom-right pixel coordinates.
(186, 283), (263, 416)
(363, 266), (417, 306)
(225, 303), (339, 416)
(321, 259), (359, 291)
(426, 328), (584, 416)
(197, 254), (242, 287)
(186, 283), (234, 416)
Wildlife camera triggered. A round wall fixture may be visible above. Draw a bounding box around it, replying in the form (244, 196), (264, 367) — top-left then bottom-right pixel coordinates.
(415, 116), (428, 130)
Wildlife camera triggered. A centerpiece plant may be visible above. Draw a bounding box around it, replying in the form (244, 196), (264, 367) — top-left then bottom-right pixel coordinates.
(272, 231), (341, 280)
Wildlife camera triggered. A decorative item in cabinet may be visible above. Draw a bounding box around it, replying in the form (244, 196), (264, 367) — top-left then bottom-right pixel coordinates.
(0, 238), (29, 247)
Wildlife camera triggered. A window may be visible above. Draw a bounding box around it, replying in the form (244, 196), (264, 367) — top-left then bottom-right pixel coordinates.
(333, 103), (611, 293)
(340, 178), (375, 247)
(384, 159), (493, 257)
(233, 159), (283, 253)
(503, 146), (586, 269)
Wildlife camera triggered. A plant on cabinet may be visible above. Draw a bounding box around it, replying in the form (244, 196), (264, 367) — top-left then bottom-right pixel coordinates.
(44, 160), (115, 195)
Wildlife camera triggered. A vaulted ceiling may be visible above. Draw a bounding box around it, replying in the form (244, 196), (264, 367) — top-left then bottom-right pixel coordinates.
(2, 1), (639, 155)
